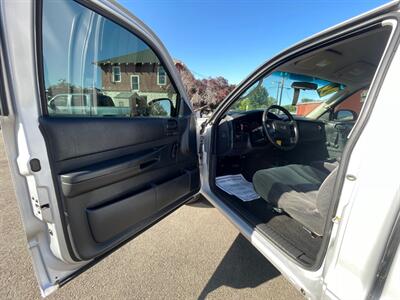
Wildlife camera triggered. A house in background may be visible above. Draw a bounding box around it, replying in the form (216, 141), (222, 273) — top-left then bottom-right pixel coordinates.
(296, 102), (322, 116)
(295, 89), (367, 116)
(96, 49), (176, 107)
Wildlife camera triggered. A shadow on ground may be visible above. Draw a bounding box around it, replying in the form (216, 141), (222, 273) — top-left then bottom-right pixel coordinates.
(198, 234), (280, 299)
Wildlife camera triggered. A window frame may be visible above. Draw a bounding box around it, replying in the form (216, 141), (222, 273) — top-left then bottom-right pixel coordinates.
(112, 66), (121, 83)
(130, 75), (140, 91)
(157, 66), (166, 86)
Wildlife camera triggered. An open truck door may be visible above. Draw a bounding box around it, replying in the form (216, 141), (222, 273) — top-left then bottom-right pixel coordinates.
(0, 0), (199, 295)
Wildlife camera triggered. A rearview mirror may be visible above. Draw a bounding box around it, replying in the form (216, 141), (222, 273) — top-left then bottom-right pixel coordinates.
(291, 82), (318, 105)
(291, 82), (318, 90)
(148, 98), (173, 117)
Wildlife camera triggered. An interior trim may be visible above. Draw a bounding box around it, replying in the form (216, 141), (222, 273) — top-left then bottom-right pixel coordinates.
(60, 147), (164, 197)
(58, 188), (199, 287)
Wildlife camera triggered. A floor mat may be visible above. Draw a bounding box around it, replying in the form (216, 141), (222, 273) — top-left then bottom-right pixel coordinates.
(220, 194), (322, 263)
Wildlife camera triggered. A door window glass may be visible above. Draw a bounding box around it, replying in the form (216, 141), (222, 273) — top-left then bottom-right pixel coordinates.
(71, 95), (87, 107)
(42, 0), (178, 117)
(334, 89), (368, 117)
(52, 95), (68, 107)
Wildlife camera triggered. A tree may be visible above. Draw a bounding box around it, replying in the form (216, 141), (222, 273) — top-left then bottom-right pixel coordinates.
(231, 85), (276, 111)
(174, 60), (235, 109)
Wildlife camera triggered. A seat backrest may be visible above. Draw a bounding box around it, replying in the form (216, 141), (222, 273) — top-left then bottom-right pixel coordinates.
(316, 167), (339, 220)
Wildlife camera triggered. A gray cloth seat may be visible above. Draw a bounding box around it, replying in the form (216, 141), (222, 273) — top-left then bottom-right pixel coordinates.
(253, 162), (338, 236)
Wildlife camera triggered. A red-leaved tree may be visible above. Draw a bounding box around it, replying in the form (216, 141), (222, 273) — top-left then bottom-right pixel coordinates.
(174, 60), (235, 109)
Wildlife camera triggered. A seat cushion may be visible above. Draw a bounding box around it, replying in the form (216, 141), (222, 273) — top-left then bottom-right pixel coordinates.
(253, 164), (330, 207)
(253, 164), (333, 235)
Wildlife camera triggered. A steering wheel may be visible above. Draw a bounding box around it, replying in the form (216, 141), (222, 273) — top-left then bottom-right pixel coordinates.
(262, 105), (299, 151)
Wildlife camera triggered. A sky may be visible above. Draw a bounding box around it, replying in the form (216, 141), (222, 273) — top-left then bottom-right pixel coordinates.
(118, 0), (388, 84)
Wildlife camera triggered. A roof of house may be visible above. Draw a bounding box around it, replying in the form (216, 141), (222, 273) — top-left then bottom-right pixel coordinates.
(96, 49), (160, 65)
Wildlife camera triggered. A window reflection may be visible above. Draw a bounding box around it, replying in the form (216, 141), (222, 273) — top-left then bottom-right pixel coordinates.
(43, 0), (178, 117)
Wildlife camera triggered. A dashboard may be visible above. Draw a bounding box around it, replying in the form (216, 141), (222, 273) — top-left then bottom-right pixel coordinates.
(217, 110), (326, 156)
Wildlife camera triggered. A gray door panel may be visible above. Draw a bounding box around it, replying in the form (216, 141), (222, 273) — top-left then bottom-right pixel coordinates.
(40, 115), (199, 260)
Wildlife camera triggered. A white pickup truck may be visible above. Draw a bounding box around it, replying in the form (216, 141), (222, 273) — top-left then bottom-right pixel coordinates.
(1, 0), (400, 299)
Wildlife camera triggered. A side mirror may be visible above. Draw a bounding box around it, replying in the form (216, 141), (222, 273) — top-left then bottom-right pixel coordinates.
(333, 109), (357, 121)
(148, 98), (173, 117)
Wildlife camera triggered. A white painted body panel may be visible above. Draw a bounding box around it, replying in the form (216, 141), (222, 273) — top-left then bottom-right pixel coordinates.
(322, 20), (400, 299)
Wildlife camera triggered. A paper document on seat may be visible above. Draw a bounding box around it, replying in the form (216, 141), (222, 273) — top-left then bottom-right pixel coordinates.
(215, 174), (260, 202)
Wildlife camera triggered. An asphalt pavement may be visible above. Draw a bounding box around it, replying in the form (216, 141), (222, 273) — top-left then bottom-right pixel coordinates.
(0, 135), (302, 299)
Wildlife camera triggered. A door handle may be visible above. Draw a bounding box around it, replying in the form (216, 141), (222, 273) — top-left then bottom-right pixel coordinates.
(139, 158), (159, 170)
(165, 119), (178, 135)
(166, 119), (178, 130)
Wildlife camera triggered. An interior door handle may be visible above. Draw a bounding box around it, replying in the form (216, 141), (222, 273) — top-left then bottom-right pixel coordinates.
(166, 119), (178, 130)
(139, 158), (159, 170)
(165, 119), (178, 135)
(60, 147), (166, 185)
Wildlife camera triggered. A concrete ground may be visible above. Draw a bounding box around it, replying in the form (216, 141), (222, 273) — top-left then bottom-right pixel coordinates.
(0, 135), (302, 300)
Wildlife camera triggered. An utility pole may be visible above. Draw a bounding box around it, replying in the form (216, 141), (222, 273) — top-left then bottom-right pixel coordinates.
(275, 81), (280, 102)
(278, 76), (285, 106)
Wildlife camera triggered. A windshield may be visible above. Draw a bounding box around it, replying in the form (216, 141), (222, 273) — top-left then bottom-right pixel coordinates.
(229, 71), (345, 118)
